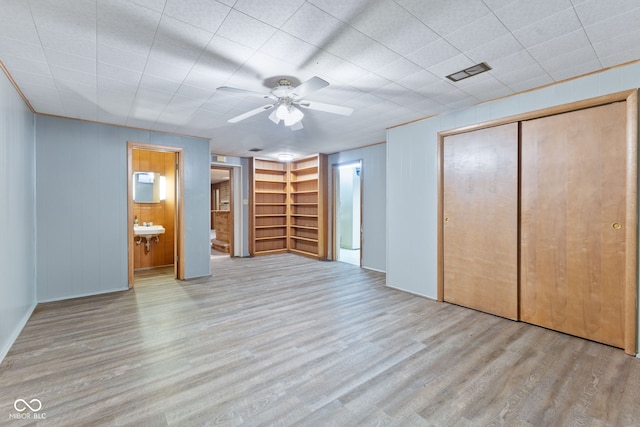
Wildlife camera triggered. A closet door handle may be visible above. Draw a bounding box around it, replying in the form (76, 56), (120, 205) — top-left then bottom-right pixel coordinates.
(612, 222), (621, 230)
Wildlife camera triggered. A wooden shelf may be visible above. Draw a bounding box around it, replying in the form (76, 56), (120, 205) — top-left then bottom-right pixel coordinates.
(249, 155), (327, 259)
(291, 165), (318, 173)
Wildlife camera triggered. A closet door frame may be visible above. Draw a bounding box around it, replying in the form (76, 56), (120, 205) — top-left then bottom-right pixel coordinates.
(436, 89), (638, 355)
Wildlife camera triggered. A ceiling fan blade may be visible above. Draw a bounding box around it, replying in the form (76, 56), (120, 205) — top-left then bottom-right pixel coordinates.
(217, 86), (270, 99)
(292, 76), (329, 98)
(227, 104), (274, 123)
(297, 100), (353, 116)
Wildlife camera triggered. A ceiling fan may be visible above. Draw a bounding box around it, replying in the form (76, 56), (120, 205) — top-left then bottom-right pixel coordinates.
(217, 76), (353, 131)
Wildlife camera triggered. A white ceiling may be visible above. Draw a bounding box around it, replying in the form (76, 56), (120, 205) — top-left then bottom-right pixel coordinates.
(1, 0), (640, 159)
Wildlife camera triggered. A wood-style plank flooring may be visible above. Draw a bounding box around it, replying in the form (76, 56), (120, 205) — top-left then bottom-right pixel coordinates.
(1, 253), (640, 426)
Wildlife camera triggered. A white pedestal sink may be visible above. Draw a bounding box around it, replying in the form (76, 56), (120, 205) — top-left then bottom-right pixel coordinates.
(134, 225), (165, 251)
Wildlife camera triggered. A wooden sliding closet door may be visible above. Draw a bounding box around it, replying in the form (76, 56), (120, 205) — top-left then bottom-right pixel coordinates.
(520, 102), (627, 348)
(443, 123), (519, 320)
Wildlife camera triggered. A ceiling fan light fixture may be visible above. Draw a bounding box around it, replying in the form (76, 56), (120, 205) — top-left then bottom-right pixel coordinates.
(283, 105), (304, 126)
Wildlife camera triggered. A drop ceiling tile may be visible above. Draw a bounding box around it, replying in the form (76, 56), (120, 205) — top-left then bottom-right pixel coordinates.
(233, 0), (305, 27)
(128, 0), (168, 12)
(372, 82), (409, 101)
(97, 44), (149, 72)
(0, 0), (41, 44)
(482, 0), (517, 9)
(584, 7), (640, 44)
(11, 71), (56, 89)
(38, 28), (97, 60)
(573, 0), (640, 26)
(259, 31), (319, 66)
(0, 37), (46, 62)
(406, 38), (461, 70)
(487, 49), (538, 76)
(216, 10), (277, 50)
(44, 49), (97, 75)
(491, 62), (549, 88)
(395, 70), (442, 91)
(446, 13), (510, 52)
(375, 58), (424, 82)
(132, 89), (174, 109)
(50, 64), (97, 87)
(174, 83), (215, 101)
(334, 35), (401, 71)
(352, 73), (393, 93)
(280, 3), (344, 48)
(599, 46), (640, 69)
(164, 0), (230, 33)
(19, 84), (60, 105)
(306, 0), (370, 21)
(493, 0), (573, 31)
(513, 8), (582, 48)
(506, 73), (555, 93)
(396, 0), (492, 36)
(97, 62), (142, 85)
(527, 29), (592, 63)
(97, 0), (160, 56)
(30, 0), (97, 40)
(183, 68), (235, 91)
(96, 82), (138, 109)
(465, 33), (522, 64)
(592, 27), (640, 64)
(58, 87), (98, 106)
(144, 57), (193, 82)
(138, 73), (182, 94)
(304, 51), (369, 86)
(197, 35), (256, 72)
(550, 60), (602, 82)
(149, 16), (214, 64)
(344, 1), (440, 56)
(458, 76), (514, 102)
(1, 55), (51, 78)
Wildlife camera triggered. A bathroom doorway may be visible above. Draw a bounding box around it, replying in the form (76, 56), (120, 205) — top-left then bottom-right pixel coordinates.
(210, 166), (233, 258)
(333, 161), (362, 266)
(127, 142), (184, 287)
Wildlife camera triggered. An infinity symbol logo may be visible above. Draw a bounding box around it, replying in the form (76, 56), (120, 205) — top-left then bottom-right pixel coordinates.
(14, 398), (42, 412)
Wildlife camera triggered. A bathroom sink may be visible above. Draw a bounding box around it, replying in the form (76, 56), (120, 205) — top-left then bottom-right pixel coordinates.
(133, 225), (165, 238)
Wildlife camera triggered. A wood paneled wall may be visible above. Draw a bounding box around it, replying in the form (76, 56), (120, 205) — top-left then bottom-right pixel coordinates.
(132, 149), (175, 269)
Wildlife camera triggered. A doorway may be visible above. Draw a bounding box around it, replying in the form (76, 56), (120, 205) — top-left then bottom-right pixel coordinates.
(210, 166), (233, 259)
(333, 161), (362, 266)
(127, 142), (184, 287)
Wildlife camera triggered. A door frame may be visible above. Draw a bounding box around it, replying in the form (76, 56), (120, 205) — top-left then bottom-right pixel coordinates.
(332, 160), (363, 266)
(127, 142), (185, 286)
(437, 89), (638, 355)
(210, 165), (234, 256)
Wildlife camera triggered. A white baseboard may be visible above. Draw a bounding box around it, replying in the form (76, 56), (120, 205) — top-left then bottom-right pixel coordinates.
(385, 283), (437, 301)
(0, 302), (37, 364)
(37, 286), (129, 303)
(361, 265), (386, 273)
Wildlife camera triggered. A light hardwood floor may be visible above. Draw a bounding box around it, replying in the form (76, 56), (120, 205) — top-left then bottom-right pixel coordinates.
(1, 254), (640, 426)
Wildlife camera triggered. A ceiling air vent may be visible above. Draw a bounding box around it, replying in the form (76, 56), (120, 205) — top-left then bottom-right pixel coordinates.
(249, 148), (263, 152)
(446, 62), (492, 82)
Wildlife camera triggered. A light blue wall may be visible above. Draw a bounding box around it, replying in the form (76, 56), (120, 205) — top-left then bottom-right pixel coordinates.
(387, 61), (640, 353)
(36, 116), (211, 302)
(329, 143), (386, 272)
(0, 70), (36, 361)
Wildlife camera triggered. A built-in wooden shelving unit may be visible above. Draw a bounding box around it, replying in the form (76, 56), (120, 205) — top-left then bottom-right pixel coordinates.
(249, 154), (327, 259)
